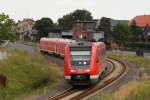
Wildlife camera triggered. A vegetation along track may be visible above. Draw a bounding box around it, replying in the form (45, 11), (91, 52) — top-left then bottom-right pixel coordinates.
(49, 58), (128, 100)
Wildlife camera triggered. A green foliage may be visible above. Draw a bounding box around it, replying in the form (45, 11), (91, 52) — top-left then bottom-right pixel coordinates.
(72, 9), (93, 21)
(93, 81), (150, 100)
(131, 23), (143, 36)
(34, 17), (54, 40)
(0, 50), (59, 100)
(97, 17), (111, 34)
(112, 23), (132, 46)
(93, 93), (112, 100)
(0, 13), (16, 42)
(58, 9), (93, 29)
(132, 81), (150, 100)
(58, 13), (74, 29)
(130, 21), (143, 42)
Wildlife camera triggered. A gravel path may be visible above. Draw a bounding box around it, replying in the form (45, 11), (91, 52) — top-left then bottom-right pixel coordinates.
(7, 42), (35, 54)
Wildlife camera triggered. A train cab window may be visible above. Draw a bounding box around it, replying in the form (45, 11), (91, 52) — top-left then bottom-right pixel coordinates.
(70, 47), (91, 68)
(70, 51), (90, 61)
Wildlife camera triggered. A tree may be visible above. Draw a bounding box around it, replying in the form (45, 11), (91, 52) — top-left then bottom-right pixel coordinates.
(34, 17), (54, 40)
(97, 17), (111, 34)
(58, 14), (74, 29)
(144, 24), (150, 42)
(72, 9), (93, 21)
(0, 13), (16, 43)
(58, 9), (93, 29)
(97, 17), (111, 48)
(112, 23), (132, 46)
(130, 20), (143, 42)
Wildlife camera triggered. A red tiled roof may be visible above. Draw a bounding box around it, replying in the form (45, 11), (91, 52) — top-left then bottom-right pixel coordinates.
(129, 15), (150, 27)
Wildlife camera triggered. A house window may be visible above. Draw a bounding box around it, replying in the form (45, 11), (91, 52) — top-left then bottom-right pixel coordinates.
(79, 34), (83, 39)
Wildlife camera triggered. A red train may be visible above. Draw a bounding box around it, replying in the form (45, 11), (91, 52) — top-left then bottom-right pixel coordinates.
(38, 38), (73, 56)
(38, 38), (107, 85)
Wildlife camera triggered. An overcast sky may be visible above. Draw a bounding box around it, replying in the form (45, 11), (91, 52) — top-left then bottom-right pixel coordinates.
(0, 0), (150, 22)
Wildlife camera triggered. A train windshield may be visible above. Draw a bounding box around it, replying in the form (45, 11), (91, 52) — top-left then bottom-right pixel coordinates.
(70, 47), (91, 68)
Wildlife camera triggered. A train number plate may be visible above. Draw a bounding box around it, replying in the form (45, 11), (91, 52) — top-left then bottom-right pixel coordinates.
(75, 75), (86, 80)
(77, 69), (83, 73)
(71, 74), (90, 81)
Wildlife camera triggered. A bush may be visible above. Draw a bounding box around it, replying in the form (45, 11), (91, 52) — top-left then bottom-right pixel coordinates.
(0, 50), (59, 100)
(129, 81), (150, 100)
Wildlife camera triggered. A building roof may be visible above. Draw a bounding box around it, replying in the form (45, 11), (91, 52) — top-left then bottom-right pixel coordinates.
(129, 15), (150, 27)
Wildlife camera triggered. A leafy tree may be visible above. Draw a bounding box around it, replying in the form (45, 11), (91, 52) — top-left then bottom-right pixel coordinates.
(58, 9), (93, 29)
(0, 13), (16, 43)
(97, 17), (111, 48)
(72, 9), (93, 21)
(144, 24), (150, 42)
(112, 23), (132, 46)
(130, 20), (143, 42)
(34, 17), (54, 40)
(97, 17), (111, 34)
(58, 14), (73, 29)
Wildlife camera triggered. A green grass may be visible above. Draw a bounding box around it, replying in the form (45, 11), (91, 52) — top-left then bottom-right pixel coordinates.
(93, 81), (150, 100)
(0, 50), (60, 100)
(131, 81), (150, 100)
(0, 47), (4, 51)
(108, 51), (150, 68)
(93, 51), (150, 100)
(107, 51), (150, 100)
(92, 93), (112, 100)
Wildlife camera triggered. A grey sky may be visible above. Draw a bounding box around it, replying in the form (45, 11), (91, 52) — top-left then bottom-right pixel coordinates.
(0, 0), (150, 22)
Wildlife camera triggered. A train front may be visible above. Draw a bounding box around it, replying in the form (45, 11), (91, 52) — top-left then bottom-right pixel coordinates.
(64, 42), (97, 85)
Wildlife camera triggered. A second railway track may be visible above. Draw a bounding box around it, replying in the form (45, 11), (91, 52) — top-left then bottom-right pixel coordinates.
(49, 58), (128, 100)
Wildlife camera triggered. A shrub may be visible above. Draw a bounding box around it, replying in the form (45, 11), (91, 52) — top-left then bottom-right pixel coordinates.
(0, 50), (59, 100)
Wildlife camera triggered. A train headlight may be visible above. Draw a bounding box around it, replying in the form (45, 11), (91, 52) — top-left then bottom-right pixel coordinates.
(83, 61), (87, 65)
(79, 62), (82, 64)
(71, 69), (74, 73)
(86, 69), (90, 72)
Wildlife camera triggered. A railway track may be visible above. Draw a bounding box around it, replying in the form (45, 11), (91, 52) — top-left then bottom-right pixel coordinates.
(49, 58), (127, 100)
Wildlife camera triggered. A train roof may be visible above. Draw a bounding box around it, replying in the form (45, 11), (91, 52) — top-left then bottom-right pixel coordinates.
(40, 38), (74, 42)
(40, 38), (105, 47)
(95, 42), (105, 45)
(40, 37), (58, 41)
(69, 41), (106, 48)
(69, 41), (92, 47)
